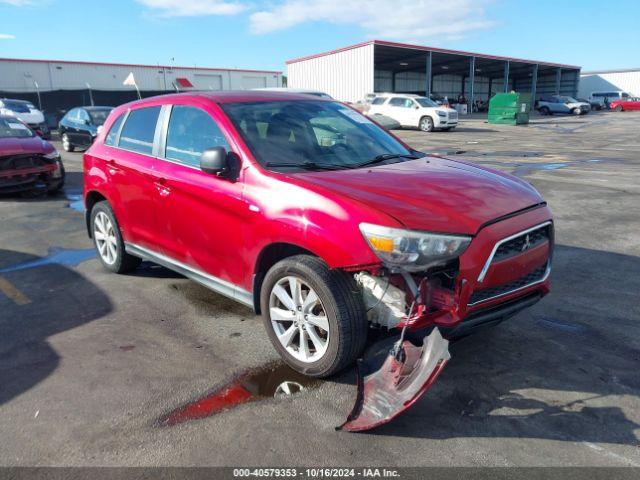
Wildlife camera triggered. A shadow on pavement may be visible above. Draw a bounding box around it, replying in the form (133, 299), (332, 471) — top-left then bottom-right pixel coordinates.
(0, 248), (112, 405)
(360, 245), (640, 445)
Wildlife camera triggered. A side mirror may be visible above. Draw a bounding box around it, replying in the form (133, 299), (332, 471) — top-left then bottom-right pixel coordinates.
(200, 147), (229, 176)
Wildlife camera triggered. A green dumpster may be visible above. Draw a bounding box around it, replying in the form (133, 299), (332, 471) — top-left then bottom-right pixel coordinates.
(488, 92), (531, 125)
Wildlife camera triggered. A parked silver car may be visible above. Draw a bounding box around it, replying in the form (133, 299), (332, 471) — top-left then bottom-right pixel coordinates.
(537, 95), (590, 115)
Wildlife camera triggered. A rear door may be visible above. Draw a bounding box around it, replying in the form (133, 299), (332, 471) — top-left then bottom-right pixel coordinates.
(106, 106), (163, 249)
(152, 101), (247, 288)
(387, 97), (415, 126)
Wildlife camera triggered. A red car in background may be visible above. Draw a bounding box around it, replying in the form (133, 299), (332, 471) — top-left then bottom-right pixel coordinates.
(610, 98), (640, 111)
(83, 92), (553, 379)
(0, 115), (65, 194)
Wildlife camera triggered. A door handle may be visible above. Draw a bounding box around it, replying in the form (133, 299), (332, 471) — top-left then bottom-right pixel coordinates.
(107, 159), (119, 175)
(154, 177), (170, 196)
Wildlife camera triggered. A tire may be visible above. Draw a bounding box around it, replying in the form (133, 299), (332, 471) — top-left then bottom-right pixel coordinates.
(419, 116), (434, 132)
(61, 133), (75, 152)
(90, 201), (141, 274)
(260, 255), (368, 378)
(615, 105), (623, 112)
(539, 106), (550, 116)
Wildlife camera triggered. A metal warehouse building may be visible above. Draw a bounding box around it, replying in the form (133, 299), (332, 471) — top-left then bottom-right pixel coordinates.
(578, 68), (640, 98)
(287, 40), (581, 106)
(0, 57), (282, 123)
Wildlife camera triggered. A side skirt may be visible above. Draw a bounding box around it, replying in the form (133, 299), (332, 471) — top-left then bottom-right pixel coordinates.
(125, 243), (254, 309)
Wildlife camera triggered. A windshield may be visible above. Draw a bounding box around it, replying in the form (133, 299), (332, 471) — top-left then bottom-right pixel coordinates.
(0, 117), (35, 138)
(415, 97), (439, 108)
(88, 108), (113, 126)
(2, 100), (31, 113)
(221, 100), (416, 171)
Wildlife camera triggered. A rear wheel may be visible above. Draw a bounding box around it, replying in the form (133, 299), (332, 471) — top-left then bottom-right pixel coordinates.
(539, 106), (550, 116)
(419, 116), (434, 132)
(90, 201), (141, 273)
(61, 133), (75, 152)
(261, 255), (367, 378)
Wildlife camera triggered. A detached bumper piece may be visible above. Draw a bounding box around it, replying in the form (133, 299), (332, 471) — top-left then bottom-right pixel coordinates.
(338, 328), (450, 432)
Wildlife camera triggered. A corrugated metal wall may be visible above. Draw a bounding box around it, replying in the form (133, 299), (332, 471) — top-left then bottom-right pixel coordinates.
(0, 59), (281, 93)
(578, 70), (640, 98)
(288, 44), (374, 103)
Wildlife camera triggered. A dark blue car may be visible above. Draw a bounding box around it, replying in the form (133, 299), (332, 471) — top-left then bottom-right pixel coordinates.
(58, 106), (113, 151)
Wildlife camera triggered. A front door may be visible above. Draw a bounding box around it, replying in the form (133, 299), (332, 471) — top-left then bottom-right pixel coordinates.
(152, 102), (247, 289)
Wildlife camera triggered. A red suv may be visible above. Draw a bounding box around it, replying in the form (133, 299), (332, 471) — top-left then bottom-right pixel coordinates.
(84, 92), (553, 378)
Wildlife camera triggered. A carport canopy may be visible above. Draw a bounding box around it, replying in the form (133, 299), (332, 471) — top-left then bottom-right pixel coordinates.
(372, 40), (581, 108)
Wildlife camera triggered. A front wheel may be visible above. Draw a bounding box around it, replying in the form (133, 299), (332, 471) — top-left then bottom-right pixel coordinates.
(90, 201), (141, 273)
(419, 116), (434, 132)
(61, 133), (75, 152)
(614, 105), (623, 112)
(261, 255), (367, 378)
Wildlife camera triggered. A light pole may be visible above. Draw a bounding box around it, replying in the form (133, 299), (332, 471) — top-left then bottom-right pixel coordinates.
(86, 83), (94, 106)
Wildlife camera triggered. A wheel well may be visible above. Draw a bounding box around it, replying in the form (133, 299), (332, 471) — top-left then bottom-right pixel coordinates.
(252, 242), (316, 314)
(84, 191), (106, 238)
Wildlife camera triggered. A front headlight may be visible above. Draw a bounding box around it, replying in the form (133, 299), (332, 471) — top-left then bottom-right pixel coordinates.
(359, 223), (471, 271)
(44, 150), (60, 160)
(436, 111), (447, 117)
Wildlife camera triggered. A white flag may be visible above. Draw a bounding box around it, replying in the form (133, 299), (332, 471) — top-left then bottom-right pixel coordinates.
(123, 72), (137, 86)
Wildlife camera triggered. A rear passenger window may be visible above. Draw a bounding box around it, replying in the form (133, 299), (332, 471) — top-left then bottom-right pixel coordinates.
(104, 114), (125, 146)
(165, 105), (229, 167)
(118, 106), (161, 155)
(371, 97), (386, 105)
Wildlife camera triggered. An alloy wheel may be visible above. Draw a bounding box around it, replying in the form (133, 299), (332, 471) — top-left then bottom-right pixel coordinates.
(269, 276), (329, 363)
(93, 211), (118, 265)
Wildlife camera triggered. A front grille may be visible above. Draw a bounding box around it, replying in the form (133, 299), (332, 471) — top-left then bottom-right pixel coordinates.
(493, 224), (550, 261)
(469, 263), (547, 305)
(449, 112), (458, 120)
(0, 154), (47, 171)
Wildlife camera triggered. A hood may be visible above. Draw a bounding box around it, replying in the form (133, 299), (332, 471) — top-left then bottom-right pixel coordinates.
(11, 110), (45, 124)
(0, 136), (55, 157)
(290, 156), (543, 235)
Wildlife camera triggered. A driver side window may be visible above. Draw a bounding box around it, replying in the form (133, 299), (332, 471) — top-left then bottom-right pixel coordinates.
(165, 105), (229, 167)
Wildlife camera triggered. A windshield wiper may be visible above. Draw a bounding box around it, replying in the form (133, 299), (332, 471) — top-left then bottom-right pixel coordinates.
(349, 153), (420, 169)
(265, 161), (344, 171)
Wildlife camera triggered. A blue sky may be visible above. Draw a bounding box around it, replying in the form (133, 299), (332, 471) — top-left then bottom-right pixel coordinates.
(0, 0), (638, 72)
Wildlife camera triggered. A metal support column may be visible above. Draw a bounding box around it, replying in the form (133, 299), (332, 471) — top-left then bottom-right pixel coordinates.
(391, 71), (396, 93)
(503, 61), (510, 92)
(488, 77), (493, 99)
(425, 51), (432, 97)
(531, 64), (538, 105)
(469, 56), (476, 113)
(555, 68), (562, 95)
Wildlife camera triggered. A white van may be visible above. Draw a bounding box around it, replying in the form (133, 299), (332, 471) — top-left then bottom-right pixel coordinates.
(590, 91), (631, 108)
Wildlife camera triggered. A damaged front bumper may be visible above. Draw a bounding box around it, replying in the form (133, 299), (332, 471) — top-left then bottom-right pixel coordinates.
(0, 155), (63, 194)
(356, 206), (554, 333)
(341, 206), (553, 431)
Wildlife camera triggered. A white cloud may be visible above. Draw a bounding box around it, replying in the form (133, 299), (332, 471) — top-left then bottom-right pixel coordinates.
(0, 0), (36, 5)
(136, 0), (246, 17)
(0, 33), (16, 39)
(249, 0), (495, 40)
